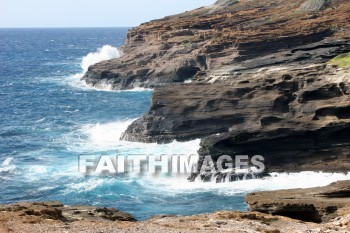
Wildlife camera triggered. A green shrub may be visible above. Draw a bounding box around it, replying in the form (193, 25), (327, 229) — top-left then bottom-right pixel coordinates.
(328, 53), (350, 68)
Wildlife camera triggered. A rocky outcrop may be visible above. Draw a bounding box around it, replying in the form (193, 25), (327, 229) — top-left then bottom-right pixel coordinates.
(300, 0), (331, 11)
(1, 199), (350, 232)
(82, 0), (350, 89)
(121, 53), (350, 172)
(246, 180), (350, 223)
(0, 201), (136, 223)
(121, 40), (350, 144)
(117, 0), (350, 173)
(82, 0), (350, 173)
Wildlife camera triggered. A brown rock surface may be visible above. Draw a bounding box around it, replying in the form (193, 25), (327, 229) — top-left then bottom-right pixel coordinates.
(1, 201), (350, 232)
(82, 0), (350, 89)
(246, 180), (350, 223)
(0, 201), (136, 224)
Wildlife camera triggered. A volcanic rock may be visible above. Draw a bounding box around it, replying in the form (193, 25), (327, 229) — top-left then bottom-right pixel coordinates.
(246, 180), (350, 223)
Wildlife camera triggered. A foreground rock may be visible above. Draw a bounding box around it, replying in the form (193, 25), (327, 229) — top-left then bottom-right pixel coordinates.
(0, 201), (135, 223)
(246, 180), (350, 223)
(1, 201), (349, 233)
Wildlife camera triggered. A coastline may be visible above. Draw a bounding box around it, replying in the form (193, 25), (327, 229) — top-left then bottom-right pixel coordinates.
(1, 0), (350, 232)
(81, 0), (350, 176)
(1, 181), (349, 232)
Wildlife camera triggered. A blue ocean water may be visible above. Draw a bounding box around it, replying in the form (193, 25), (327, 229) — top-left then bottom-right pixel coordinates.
(0, 28), (349, 220)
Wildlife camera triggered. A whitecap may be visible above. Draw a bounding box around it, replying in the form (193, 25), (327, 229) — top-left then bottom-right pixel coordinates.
(0, 157), (16, 175)
(67, 119), (200, 155)
(2, 157), (13, 166)
(81, 45), (121, 73)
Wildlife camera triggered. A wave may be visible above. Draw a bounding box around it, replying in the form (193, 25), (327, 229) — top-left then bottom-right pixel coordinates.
(69, 79), (153, 93)
(61, 45), (121, 91)
(0, 157), (16, 175)
(59, 170), (350, 198)
(153, 172), (350, 194)
(81, 45), (121, 73)
(63, 45), (153, 92)
(61, 120), (350, 195)
(67, 119), (200, 155)
(2, 157), (13, 166)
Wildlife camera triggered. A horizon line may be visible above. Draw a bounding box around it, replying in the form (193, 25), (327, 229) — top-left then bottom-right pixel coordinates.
(0, 26), (134, 29)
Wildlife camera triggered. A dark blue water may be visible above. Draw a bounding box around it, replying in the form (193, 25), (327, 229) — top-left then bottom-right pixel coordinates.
(1, 28), (345, 220)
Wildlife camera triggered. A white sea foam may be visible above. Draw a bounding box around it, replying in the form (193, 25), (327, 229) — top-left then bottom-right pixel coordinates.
(59, 170), (350, 197)
(2, 157), (13, 166)
(64, 45), (154, 92)
(0, 157), (16, 174)
(70, 120), (200, 155)
(65, 178), (106, 193)
(81, 45), (121, 73)
(64, 45), (121, 91)
(54, 118), (350, 198)
(61, 119), (349, 196)
(132, 171), (350, 197)
(79, 120), (134, 149)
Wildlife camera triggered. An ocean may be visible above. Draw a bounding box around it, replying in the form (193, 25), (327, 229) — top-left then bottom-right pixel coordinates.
(0, 28), (349, 220)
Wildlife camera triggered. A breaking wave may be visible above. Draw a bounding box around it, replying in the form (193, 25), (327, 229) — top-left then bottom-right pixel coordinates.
(66, 45), (122, 91)
(81, 45), (121, 73)
(0, 157), (16, 175)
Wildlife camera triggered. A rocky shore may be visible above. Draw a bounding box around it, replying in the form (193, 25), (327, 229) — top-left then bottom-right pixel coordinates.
(1, 181), (349, 232)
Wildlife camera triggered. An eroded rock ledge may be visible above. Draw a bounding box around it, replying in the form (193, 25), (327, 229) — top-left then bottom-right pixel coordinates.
(246, 180), (350, 223)
(121, 60), (350, 172)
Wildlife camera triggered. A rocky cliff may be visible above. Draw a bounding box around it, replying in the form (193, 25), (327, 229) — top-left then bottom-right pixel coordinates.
(84, 0), (350, 172)
(82, 0), (350, 89)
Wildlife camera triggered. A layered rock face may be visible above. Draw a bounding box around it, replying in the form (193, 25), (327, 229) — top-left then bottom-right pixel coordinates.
(123, 63), (350, 172)
(84, 0), (350, 172)
(118, 0), (350, 173)
(82, 0), (350, 89)
(246, 180), (350, 223)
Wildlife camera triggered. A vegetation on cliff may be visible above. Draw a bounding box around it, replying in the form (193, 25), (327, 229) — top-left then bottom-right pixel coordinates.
(329, 52), (350, 68)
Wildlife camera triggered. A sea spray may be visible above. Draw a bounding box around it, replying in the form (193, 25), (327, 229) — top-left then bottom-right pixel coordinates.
(70, 119), (201, 155)
(81, 45), (121, 73)
(67, 45), (154, 92)
(65, 45), (121, 90)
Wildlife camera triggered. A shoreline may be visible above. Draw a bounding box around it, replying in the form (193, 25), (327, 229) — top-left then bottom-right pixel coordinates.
(1, 181), (349, 232)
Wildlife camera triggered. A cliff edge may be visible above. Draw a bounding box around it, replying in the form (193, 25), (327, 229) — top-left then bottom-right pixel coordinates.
(84, 0), (350, 173)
